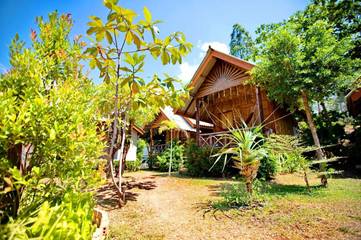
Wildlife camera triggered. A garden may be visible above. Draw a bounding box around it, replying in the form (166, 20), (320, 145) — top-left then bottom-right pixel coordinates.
(0, 0), (360, 239)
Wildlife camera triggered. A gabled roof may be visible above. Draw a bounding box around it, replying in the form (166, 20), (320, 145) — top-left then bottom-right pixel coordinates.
(132, 125), (145, 135)
(150, 107), (213, 132)
(177, 47), (255, 116)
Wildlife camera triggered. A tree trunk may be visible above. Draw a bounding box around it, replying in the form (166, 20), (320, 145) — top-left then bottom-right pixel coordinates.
(246, 180), (253, 195)
(301, 91), (328, 187)
(117, 117), (127, 186)
(303, 169), (310, 192)
(301, 91), (324, 160)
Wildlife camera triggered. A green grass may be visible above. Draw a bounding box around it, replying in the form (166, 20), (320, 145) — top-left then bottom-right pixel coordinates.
(106, 171), (361, 240)
(210, 176), (361, 239)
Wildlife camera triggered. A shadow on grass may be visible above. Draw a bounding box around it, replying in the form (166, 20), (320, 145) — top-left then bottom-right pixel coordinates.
(95, 179), (157, 211)
(149, 171), (235, 182)
(265, 183), (323, 196)
(207, 182), (324, 198)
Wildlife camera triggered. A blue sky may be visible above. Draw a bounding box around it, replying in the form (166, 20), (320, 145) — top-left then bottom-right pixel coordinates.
(0, 0), (308, 84)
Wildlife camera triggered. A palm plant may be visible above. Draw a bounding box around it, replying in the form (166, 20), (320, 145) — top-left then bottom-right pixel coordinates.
(212, 124), (267, 194)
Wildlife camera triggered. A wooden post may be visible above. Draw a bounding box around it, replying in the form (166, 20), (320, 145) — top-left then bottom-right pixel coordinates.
(196, 98), (200, 146)
(255, 87), (264, 125)
(150, 128), (154, 155)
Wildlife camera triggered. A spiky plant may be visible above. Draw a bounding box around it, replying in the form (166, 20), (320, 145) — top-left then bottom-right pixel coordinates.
(212, 124), (267, 194)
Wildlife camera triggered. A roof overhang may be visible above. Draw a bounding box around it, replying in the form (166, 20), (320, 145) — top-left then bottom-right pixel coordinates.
(176, 47), (255, 117)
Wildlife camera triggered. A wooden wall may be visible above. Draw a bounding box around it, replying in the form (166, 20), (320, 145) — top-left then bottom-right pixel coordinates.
(197, 85), (294, 135)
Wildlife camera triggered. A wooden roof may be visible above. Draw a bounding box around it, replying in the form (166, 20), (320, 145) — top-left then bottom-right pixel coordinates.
(177, 47), (255, 116)
(150, 107), (213, 132)
(346, 87), (361, 117)
(132, 125), (145, 135)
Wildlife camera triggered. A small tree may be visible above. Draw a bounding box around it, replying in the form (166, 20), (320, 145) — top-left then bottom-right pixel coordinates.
(252, 19), (353, 163)
(86, 0), (191, 205)
(158, 120), (177, 176)
(212, 125), (267, 194)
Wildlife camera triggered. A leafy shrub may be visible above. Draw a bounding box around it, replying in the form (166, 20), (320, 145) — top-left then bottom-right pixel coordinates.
(147, 154), (157, 170)
(0, 12), (103, 238)
(136, 139), (147, 162)
(298, 110), (349, 146)
(0, 191), (95, 239)
(183, 140), (235, 177)
(214, 180), (267, 208)
(299, 112), (361, 172)
(154, 141), (184, 172)
(125, 159), (142, 172)
(278, 152), (305, 173)
(257, 156), (279, 180)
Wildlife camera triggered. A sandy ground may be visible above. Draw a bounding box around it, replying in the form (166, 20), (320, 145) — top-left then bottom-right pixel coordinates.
(96, 171), (361, 240)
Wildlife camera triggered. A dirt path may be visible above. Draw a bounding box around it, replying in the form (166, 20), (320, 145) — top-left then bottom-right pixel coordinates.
(96, 171), (271, 240)
(96, 171), (361, 240)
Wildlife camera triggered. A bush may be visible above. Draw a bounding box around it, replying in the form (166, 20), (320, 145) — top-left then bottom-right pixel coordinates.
(0, 191), (95, 239)
(154, 141), (184, 172)
(213, 180), (267, 208)
(183, 140), (236, 177)
(136, 139), (147, 162)
(257, 156), (279, 180)
(125, 159), (142, 172)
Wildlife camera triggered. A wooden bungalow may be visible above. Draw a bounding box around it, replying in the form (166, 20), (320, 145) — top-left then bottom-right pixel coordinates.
(148, 107), (213, 153)
(346, 87), (361, 117)
(175, 47), (295, 146)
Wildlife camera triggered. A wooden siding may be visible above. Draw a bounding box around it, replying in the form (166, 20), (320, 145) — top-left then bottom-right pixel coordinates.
(197, 61), (249, 98)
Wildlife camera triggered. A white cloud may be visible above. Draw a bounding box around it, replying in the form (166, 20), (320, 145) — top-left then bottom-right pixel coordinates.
(177, 62), (198, 83)
(199, 41), (229, 58)
(177, 41), (229, 83)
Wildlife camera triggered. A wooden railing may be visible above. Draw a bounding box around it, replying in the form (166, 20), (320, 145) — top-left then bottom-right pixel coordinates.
(199, 131), (230, 148)
(151, 144), (169, 155)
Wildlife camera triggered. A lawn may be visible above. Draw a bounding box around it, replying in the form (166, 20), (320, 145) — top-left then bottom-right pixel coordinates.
(96, 171), (361, 240)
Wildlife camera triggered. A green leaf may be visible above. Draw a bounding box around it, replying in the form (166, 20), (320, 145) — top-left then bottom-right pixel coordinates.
(125, 31), (133, 44)
(161, 50), (169, 65)
(143, 7), (152, 23)
(49, 129), (56, 140)
(124, 53), (135, 65)
(105, 31), (113, 44)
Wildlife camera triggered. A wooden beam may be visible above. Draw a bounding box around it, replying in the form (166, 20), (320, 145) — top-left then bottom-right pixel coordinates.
(196, 98), (200, 146)
(256, 87), (264, 125)
(150, 128), (154, 155)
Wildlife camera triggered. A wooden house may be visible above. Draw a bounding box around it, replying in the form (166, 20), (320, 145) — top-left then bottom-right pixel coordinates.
(178, 47), (294, 145)
(346, 88), (361, 117)
(149, 47), (294, 149)
(148, 107), (213, 153)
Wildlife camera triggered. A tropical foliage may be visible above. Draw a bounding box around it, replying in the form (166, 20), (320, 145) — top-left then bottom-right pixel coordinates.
(229, 24), (254, 61)
(183, 140), (234, 177)
(212, 125), (267, 194)
(154, 141), (184, 172)
(0, 12), (103, 238)
(86, 0), (191, 205)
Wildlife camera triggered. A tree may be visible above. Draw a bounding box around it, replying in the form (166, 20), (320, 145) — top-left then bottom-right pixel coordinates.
(0, 12), (103, 237)
(158, 120), (177, 176)
(303, 0), (361, 60)
(229, 24), (255, 61)
(252, 19), (353, 162)
(86, 0), (191, 205)
(212, 124), (267, 194)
